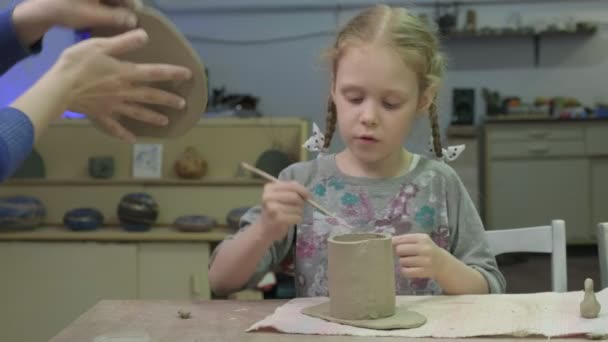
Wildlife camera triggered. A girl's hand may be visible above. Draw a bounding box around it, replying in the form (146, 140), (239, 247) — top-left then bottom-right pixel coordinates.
(392, 233), (449, 279)
(258, 181), (310, 242)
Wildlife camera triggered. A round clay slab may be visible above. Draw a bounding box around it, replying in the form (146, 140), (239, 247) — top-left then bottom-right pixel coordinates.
(91, 6), (207, 138)
(301, 301), (426, 330)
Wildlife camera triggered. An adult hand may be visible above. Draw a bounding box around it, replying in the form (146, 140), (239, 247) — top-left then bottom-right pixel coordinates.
(51, 28), (192, 143)
(12, 0), (143, 46)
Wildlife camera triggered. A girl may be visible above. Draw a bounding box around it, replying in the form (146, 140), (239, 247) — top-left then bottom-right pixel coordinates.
(209, 4), (506, 297)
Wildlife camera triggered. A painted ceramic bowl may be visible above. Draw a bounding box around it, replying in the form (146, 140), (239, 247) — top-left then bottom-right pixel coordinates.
(117, 192), (158, 232)
(174, 215), (216, 232)
(63, 208), (104, 231)
(226, 207), (250, 230)
(0, 195), (45, 231)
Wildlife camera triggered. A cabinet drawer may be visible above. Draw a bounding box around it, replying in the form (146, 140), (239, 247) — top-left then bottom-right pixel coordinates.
(488, 126), (584, 142)
(586, 125), (608, 156)
(489, 140), (585, 159)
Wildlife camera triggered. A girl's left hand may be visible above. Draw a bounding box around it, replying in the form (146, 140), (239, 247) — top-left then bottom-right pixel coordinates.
(392, 233), (449, 279)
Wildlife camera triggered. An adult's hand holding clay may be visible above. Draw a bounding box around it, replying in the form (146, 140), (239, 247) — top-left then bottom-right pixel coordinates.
(11, 0), (143, 47)
(10, 29), (192, 143)
(392, 233), (449, 279)
(258, 181), (311, 242)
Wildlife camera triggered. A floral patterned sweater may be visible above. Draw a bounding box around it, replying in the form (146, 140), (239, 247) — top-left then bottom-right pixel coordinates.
(212, 153), (506, 296)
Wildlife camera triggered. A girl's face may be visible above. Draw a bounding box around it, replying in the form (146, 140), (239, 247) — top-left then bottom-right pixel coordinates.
(331, 42), (433, 166)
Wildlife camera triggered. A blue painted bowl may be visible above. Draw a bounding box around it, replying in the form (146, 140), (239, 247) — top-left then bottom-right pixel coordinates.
(174, 215), (216, 232)
(117, 192), (158, 232)
(0, 196), (46, 231)
(63, 208), (104, 231)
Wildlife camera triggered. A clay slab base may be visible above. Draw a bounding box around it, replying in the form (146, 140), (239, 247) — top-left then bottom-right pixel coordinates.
(301, 301), (426, 330)
(90, 6), (208, 138)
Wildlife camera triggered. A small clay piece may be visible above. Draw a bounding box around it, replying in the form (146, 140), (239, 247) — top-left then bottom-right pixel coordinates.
(90, 6), (208, 138)
(0, 196), (46, 232)
(177, 310), (191, 319)
(302, 233), (426, 330)
(174, 146), (207, 179)
(117, 192), (159, 232)
(88, 156), (114, 179)
(173, 215), (216, 232)
(580, 278), (601, 319)
(63, 207), (104, 231)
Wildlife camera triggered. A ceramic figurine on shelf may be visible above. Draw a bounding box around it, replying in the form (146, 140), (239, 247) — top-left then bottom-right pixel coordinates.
(225, 207), (251, 230)
(64, 208), (104, 231)
(174, 146), (207, 179)
(117, 193), (159, 232)
(0, 195), (46, 231)
(173, 215), (216, 232)
(88, 156), (114, 179)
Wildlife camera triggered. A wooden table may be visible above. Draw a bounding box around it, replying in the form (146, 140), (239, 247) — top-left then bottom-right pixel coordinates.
(50, 300), (590, 342)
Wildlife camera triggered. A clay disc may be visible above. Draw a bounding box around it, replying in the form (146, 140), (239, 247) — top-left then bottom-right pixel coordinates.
(301, 301), (426, 330)
(90, 6), (207, 138)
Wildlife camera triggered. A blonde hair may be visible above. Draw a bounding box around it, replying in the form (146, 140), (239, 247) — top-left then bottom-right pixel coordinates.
(323, 5), (446, 158)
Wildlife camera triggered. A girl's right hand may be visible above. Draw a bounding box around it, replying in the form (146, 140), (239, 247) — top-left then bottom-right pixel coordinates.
(259, 181), (310, 242)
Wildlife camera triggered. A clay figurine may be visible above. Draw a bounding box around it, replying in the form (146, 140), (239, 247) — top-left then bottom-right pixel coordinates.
(89, 156), (114, 179)
(301, 233), (426, 330)
(117, 192), (159, 232)
(580, 278), (601, 319)
(174, 146), (207, 179)
(90, 6), (208, 138)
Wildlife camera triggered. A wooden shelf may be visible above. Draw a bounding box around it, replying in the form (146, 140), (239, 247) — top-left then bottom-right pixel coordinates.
(443, 27), (597, 67)
(444, 28), (597, 40)
(0, 226), (236, 242)
(4, 178), (267, 187)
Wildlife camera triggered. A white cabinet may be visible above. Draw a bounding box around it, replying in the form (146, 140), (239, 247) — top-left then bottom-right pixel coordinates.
(0, 235), (218, 342)
(137, 243), (210, 300)
(488, 159), (590, 243)
(0, 242), (137, 342)
(482, 120), (607, 244)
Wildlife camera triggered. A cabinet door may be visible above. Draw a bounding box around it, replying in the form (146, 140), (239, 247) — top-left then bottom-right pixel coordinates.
(487, 159), (591, 243)
(591, 160), (608, 241)
(0, 242), (137, 342)
(137, 243), (210, 300)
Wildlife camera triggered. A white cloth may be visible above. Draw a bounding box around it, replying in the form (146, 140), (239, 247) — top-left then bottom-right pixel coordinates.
(248, 290), (608, 338)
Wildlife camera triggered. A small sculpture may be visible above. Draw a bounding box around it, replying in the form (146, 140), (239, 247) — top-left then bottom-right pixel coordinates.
(64, 207), (104, 231)
(580, 278), (601, 319)
(226, 207), (251, 230)
(0, 196), (46, 231)
(173, 215), (216, 232)
(89, 156), (114, 179)
(117, 193), (159, 232)
(174, 146), (207, 179)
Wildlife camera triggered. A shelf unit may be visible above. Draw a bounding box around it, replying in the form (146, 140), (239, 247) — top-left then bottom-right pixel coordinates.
(443, 28), (597, 67)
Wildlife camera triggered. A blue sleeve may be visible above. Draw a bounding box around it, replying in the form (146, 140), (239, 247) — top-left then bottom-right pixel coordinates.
(0, 107), (34, 182)
(0, 6), (43, 76)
